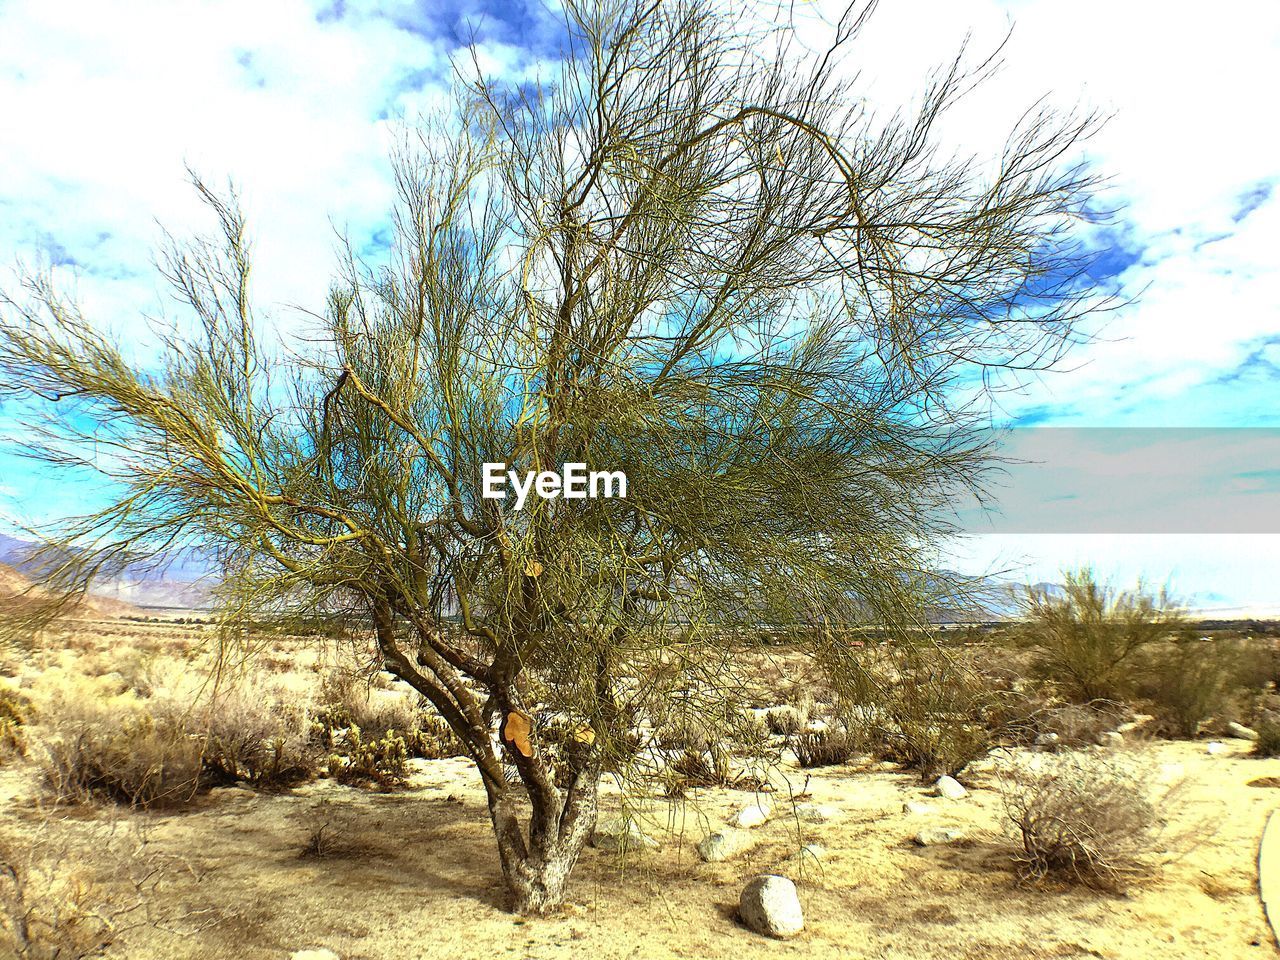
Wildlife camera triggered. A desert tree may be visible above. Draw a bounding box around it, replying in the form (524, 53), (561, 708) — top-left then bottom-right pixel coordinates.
(0, 0), (1105, 912)
(1023, 568), (1186, 702)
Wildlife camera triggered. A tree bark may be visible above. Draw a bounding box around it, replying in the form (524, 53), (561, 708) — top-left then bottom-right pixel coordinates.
(488, 764), (600, 914)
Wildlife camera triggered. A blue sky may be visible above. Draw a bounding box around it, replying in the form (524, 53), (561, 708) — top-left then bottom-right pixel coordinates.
(1, 0), (1278, 609)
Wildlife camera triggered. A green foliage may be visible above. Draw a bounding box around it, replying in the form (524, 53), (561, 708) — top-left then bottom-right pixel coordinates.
(1023, 569), (1185, 703)
(1134, 639), (1233, 738)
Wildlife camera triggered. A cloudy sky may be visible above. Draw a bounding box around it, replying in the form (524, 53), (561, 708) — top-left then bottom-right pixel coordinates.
(1, 0), (1277, 609)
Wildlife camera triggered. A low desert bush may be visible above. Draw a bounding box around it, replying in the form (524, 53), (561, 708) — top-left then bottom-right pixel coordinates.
(200, 687), (318, 789)
(1134, 639), (1233, 738)
(866, 646), (1013, 781)
(792, 728), (857, 768)
(997, 750), (1180, 890)
(1023, 569), (1184, 703)
(294, 800), (359, 859)
(38, 690), (202, 808)
(1254, 716), (1280, 757)
(0, 685), (32, 762)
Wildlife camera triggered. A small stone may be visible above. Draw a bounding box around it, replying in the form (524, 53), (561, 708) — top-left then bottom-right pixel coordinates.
(591, 817), (659, 852)
(733, 797), (774, 828)
(903, 800), (934, 815)
(933, 776), (967, 800)
(790, 843), (826, 864)
(1228, 722), (1261, 742)
(914, 827), (965, 846)
(698, 828), (753, 862)
(290, 951), (340, 960)
(1206, 741), (1228, 756)
(794, 802), (839, 823)
(739, 874), (804, 939)
(1097, 731), (1124, 748)
(1035, 732), (1061, 749)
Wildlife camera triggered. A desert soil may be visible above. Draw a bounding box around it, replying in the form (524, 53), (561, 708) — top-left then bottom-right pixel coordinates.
(1, 612), (1275, 960)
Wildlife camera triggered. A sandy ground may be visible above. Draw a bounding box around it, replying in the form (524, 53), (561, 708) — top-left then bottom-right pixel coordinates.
(1, 610), (1275, 960)
(2, 736), (1274, 960)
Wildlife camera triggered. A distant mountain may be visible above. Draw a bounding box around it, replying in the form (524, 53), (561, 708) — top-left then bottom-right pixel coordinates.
(0, 533), (215, 610)
(0, 561), (138, 617)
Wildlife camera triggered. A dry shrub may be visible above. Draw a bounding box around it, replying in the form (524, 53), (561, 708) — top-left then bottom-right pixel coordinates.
(866, 646), (1011, 781)
(200, 686), (318, 789)
(998, 750), (1181, 891)
(1254, 716), (1280, 757)
(661, 744), (770, 796)
(1034, 701), (1127, 748)
(792, 728), (857, 768)
(38, 689), (202, 808)
(0, 684), (32, 762)
(0, 819), (164, 959)
(764, 706), (806, 737)
(1134, 639), (1233, 738)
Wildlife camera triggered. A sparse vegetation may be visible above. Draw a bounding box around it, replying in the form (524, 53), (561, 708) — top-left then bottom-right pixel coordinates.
(37, 689), (203, 809)
(1023, 570), (1186, 703)
(998, 750), (1178, 891)
(1135, 638), (1233, 738)
(792, 728), (858, 768)
(1254, 716), (1280, 757)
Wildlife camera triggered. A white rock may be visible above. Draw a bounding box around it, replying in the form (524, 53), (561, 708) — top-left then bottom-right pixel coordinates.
(698, 828), (753, 862)
(1206, 741), (1228, 756)
(592, 817), (659, 852)
(794, 802), (839, 823)
(1097, 731), (1124, 748)
(1228, 722), (1261, 742)
(914, 827), (965, 846)
(733, 797), (774, 828)
(903, 800), (934, 815)
(739, 875), (804, 939)
(290, 951), (340, 960)
(1035, 732), (1061, 749)
(933, 776), (967, 800)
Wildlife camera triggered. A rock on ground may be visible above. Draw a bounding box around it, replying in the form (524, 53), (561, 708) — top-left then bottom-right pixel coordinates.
(903, 800), (934, 815)
(698, 828), (753, 862)
(733, 797), (774, 828)
(1229, 722), (1261, 742)
(739, 874), (804, 939)
(914, 827), (965, 846)
(592, 817), (659, 852)
(1097, 731), (1124, 748)
(793, 802), (839, 823)
(1206, 741), (1228, 756)
(934, 776), (967, 800)
(290, 951), (340, 960)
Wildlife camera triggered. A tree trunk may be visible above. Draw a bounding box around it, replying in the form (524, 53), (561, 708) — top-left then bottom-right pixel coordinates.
(488, 770), (600, 914)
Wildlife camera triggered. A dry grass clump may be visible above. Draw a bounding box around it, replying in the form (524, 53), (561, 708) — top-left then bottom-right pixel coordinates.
(200, 686), (318, 789)
(38, 688), (203, 808)
(997, 750), (1180, 891)
(0, 819), (164, 959)
(0, 684), (32, 762)
(792, 728), (857, 768)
